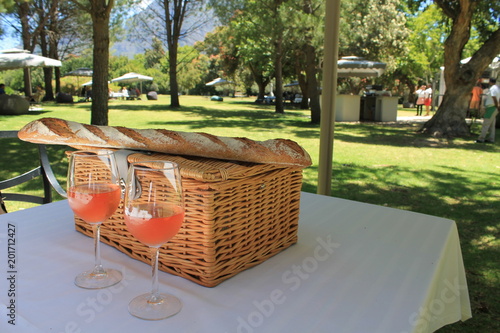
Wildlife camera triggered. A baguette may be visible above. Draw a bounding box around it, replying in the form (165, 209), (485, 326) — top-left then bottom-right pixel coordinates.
(18, 117), (312, 167)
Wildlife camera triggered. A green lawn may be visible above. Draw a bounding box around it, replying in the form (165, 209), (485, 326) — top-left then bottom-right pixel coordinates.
(1, 95), (498, 332)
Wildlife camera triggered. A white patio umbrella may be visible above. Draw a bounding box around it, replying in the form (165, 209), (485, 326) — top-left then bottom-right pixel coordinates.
(63, 68), (93, 94)
(111, 72), (153, 93)
(206, 78), (233, 86)
(0, 48), (62, 97)
(0, 48), (62, 70)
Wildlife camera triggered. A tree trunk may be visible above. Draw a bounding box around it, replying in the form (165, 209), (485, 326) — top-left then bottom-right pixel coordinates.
(48, 0), (60, 96)
(249, 64), (269, 101)
(274, 37), (284, 114)
(422, 0), (500, 137)
(54, 67), (61, 95)
(272, 0), (284, 114)
(305, 44), (320, 124)
(42, 67), (55, 101)
(295, 62), (309, 110)
(19, 2), (33, 97)
(421, 84), (471, 137)
(256, 82), (266, 100)
(163, 0), (184, 108)
(39, 29), (55, 101)
(90, 10), (111, 125)
(169, 46), (180, 107)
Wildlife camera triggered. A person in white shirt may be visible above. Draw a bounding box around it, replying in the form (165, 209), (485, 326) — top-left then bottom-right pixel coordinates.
(415, 85), (426, 116)
(476, 78), (499, 144)
(424, 84), (432, 116)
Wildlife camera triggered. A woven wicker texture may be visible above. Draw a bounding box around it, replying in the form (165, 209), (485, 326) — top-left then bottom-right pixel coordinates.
(74, 152), (303, 287)
(71, 154), (114, 184)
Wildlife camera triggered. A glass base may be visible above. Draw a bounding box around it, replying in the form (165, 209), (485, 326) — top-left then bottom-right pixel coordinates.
(128, 293), (182, 320)
(75, 268), (122, 289)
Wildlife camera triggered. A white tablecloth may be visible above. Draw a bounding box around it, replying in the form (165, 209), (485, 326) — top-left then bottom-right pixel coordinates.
(110, 92), (125, 98)
(0, 192), (471, 332)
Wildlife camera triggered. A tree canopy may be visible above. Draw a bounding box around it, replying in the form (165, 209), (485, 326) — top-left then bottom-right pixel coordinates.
(421, 0), (500, 137)
(1, 0), (499, 135)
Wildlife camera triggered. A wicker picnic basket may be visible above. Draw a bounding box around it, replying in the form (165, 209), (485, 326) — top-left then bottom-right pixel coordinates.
(74, 152), (304, 287)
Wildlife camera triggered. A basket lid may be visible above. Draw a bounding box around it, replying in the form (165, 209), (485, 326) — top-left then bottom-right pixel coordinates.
(128, 152), (298, 182)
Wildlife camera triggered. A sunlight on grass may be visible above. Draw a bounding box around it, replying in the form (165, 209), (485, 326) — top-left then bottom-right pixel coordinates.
(471, 235), (498, 250)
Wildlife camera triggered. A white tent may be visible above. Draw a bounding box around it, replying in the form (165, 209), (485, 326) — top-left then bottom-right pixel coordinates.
(111, 72), (153, 93)
(438, 54), (500, 105)
(460, 55), (500, 68)
(112, 72), (153, 84)
(206, 78), (233, 86)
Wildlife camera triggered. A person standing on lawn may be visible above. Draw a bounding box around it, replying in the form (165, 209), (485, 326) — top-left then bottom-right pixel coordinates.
(476, 78), (499, 144)
(468, 81), (483, 118)
(424, 84), (433, 116)
(415, 85), (426, 116)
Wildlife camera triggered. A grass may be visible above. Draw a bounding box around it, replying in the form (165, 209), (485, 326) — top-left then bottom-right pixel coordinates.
(1, 95), (499, 332)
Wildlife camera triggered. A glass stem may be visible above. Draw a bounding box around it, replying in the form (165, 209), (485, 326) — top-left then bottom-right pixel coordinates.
(92, 223), (105, 275)
(149, 247), (161, 303)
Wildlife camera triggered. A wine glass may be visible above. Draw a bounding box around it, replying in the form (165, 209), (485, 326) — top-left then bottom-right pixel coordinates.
(124, 161), (184, 320)
(67, 150), (123, 289)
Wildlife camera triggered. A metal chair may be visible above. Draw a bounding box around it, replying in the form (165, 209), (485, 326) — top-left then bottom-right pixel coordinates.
(0, 130), (66, 213)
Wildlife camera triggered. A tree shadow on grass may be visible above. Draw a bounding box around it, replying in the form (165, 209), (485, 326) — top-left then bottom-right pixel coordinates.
(1, 139), (69, 210)
(26, 110), (51, 116)
(299, 120), (497, 152)
(301, 163), (500, 332)
(146, 107), (314, 134)
(106, 100), (497, 154)
(107, 103), (188, 112)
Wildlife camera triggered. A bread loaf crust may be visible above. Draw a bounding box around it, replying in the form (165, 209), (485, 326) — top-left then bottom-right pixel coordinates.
(18, 118), (312, 167)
